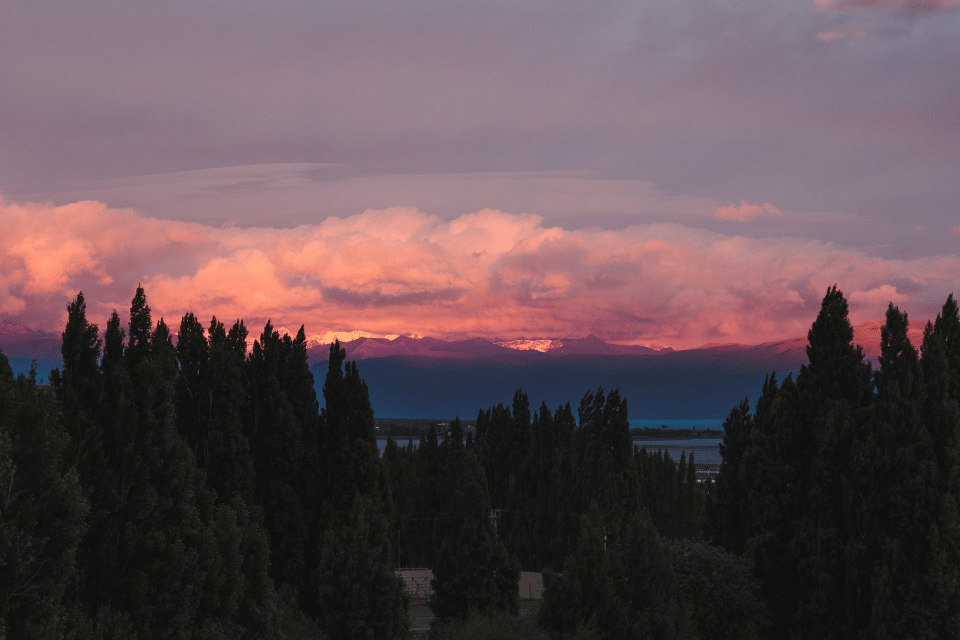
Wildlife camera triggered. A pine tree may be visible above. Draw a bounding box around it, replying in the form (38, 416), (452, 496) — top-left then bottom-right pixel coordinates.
(576, 389), (640, 538)
(430, 439), (519, 623)
(60, 288), (281, 638)
(320, 340), (381, 521)
(668, 539), (768, 640)
(713, 397), (753, 555)
(175, 312), (210, 463)
(0, 357), (88, 638)
(914, 298), (960, 636)
(539, 503), (691, 640)
(790, 286), (873, 638)
(203, 317), (256, 506)
(246, 321), (310, 596)
(51, 292), (103, 468)
(315, 495), (410, 640)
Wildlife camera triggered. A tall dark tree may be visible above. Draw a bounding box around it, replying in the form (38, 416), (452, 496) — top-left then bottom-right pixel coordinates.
(912, 298), (960, 636)
(0, 358), (88, 638)
(175, 312), (209, 459)
(576, 388), (640, 538)
(51, 292), (103, 471)
(431, 421), (519, 623)
(315, 495), (410, 640)
(539, 503), (691, 640)
(320, 340), (381, 521)
(204, 317), (256, 505)
(175, 314), (255, 506)
(246, 321), (312, 598)
(712, 397), (753, 555)
(668, 540), (768, 640)
(791, 286), (873, 638)
(58, 288), (280, 638)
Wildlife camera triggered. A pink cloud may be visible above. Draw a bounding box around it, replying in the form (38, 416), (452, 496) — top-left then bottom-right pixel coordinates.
(0, 196), (955, 350)
(714, 200), (782, 222)
(849, 284), (907, 305)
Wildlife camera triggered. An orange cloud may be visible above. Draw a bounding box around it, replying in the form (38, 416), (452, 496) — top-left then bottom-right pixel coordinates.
(0, 197), (955, 350)
(714, 200), (782, 222)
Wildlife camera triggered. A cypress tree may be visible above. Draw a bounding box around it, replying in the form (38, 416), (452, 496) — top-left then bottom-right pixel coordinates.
(175, 312), (210, 463)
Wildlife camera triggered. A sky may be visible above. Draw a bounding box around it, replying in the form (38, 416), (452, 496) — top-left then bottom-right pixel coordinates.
(0, 0), (958, 349)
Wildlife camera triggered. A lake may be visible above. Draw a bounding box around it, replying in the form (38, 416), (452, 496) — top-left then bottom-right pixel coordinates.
(629, 419), (724, 430)
(376, 435), (724, 465)
(632, 438), (723, 465)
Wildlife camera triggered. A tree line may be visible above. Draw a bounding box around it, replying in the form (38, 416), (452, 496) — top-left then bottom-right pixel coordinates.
(712, 287), (960, 639)
(3, 285), (958, 639)
(1, 288), (406, 639)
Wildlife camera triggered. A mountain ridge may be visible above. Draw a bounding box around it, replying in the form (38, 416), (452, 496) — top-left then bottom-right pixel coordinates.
(0, 319), (928, 418)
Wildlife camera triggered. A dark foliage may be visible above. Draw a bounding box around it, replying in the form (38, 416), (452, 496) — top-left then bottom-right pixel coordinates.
(7, 284), (957, 640)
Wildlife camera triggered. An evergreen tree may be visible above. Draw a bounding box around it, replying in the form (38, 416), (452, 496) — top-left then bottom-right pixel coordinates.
(204, 317), (256, 505)
(913, 299), (960, 636)
(539, 503), (690, 640)
(741, 372), (804, 639)
(174, 313), (210, 463)
(315, 495), (410, 640)
(575, 389), (640, 538)
(667, 540), (768, 640)
(174, 313), (255, 506)
(0, 357), (88, 639)
(851, 303), (931, 638)
(430, 428), (519, 623)
(315, 339), (404, 630)
(792, 286), (873, 638)
(246, 321), (311, 597)
(59, 288), (280, 638)
(320, 340), (381, 520)
(634, 447), (705, 541)
(712, 397), (753, 554)
(51, 292), (103, 470)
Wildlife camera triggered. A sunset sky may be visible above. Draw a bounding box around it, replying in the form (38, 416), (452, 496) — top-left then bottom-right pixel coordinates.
(1, 0), (958, 349)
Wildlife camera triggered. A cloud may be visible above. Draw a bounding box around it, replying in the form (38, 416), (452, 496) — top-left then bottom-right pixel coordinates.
(714, 200), (782, 222)
(815, 0), (960, 16)
(817, 27), (870, 42)
(1, 197), (956, 350)
(849, 284), (907, 304)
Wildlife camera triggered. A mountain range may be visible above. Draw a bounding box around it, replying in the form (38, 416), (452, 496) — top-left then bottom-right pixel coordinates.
(0, 319), (927, 420)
